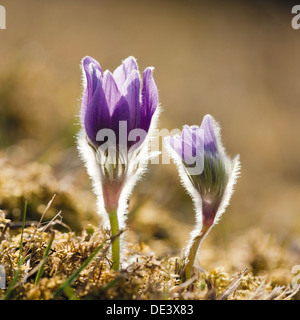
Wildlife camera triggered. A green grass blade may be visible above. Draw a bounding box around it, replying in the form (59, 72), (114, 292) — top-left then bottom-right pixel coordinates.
(52, 243), (104, 299)
(2, 267), (21, 300)
(35, 231), (55, 285)
(3, 201), (28, 300)
(103, 277), (122, 291)
(17, 201), (27, 266)
(62, 284), (79, 300)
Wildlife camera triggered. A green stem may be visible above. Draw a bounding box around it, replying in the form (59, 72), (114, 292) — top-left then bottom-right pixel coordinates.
(182, 225), (210, 281)
(108, 209), (120, 271)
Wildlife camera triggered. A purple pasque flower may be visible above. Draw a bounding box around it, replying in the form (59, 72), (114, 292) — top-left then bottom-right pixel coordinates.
(78, 56), (159, 270)
(81, 56), (158, 151)
(77, 56), (160, 239)
(165, 114), (240, 228)
(165, 114), (240, 279)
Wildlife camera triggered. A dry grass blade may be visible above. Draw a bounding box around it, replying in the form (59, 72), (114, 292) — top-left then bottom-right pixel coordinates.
(248, 279), (266, 300)
(217, 268), (248, 300)
(0, 220), (10, 244)
(9, 221), (38, 229)
(283, 288), (300, 300)
(40, 210), (64, 232)
(169, 274), (198, 295)
(21, 195), (57, 259)
(266, 286), (287, 300)
(37, 194), (57, 230)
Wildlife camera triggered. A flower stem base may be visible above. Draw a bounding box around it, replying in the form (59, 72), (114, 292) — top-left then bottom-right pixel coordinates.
(108, 209), (120, 271)
(181, 224), (210, 281)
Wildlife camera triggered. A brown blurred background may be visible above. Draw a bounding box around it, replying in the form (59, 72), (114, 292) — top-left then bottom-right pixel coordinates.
(0, 0), (300, 263)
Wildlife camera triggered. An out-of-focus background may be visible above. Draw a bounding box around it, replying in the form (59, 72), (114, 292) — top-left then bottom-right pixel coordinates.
(0, 0), (300, 275)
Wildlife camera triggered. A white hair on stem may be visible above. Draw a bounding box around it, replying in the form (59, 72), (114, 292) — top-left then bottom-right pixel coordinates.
(76, 129), (109, 227)
(77, 105), (161, 265)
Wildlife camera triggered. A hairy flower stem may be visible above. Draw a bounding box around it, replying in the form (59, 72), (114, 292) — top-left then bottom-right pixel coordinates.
(108, 209), (120, 271)
(181, 224), (210, 281)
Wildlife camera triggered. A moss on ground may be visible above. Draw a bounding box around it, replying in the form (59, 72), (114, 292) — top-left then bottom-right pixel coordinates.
(0, 210), (298, 300)
(0, 158), (299, 300)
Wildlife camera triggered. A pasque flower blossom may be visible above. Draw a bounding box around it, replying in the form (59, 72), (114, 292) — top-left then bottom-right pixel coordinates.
(165, 115), (240, 279)
(77, 56), (159, 270)
(81, 56), (158, 151)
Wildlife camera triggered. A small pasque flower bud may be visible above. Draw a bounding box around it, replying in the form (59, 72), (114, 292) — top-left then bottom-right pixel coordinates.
(77, 56), (159, 270)
(165, 114), (240, 280)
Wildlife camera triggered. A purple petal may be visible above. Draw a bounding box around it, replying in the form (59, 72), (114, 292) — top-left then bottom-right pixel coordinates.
(182, 125), (204, 157)
(165, 136), (182, 158)
(103, 71), (122, 115)
(200, 115), (218, 153)
(182, 126), (196, 155)
(181, 141), (194, 165)
(81, 56), (103, 121)
(122, 70), (141, 131)
(165, 135), (192, 163)
(113, 56), (138, 91)
(110, 96), (130, 146)
(84, 77), (110, 146)
(166, 126), (204, 170)
(140, 67), (158, 133)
